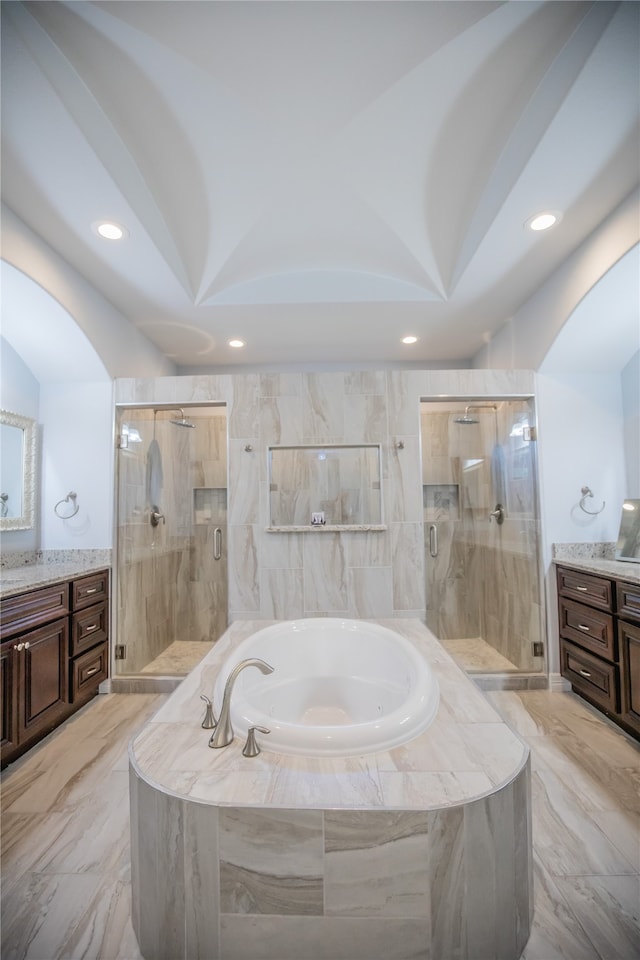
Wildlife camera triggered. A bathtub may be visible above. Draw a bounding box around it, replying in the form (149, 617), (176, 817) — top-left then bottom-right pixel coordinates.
(212, 618), (439, 756)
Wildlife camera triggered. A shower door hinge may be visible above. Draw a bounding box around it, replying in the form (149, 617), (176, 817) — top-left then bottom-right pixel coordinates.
(523, 426), (537, 442)
(532, 641), (544, 657)
(114, 644), (127, 660)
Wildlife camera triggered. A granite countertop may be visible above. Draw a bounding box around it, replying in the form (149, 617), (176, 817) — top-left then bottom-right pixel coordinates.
(553, 556), (640, 585)
(130, 618), (528, 811)
(0, 559), (111, 599)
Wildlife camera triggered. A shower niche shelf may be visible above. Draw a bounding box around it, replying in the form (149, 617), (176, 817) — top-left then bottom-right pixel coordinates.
(267, 443), (384, 531)
(423, 483), (460, 521)
(193, 487), (227, 525)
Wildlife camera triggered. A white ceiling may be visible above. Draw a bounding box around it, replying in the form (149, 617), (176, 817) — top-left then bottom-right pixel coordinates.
(1, 0), (639, 372)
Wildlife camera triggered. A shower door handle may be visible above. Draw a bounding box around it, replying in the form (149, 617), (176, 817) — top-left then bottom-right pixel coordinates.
(429, 524), (438, 558)
(214, 527), (222, 561)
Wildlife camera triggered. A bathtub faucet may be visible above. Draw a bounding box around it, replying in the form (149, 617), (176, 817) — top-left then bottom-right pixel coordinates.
(208, 658), (274, 749)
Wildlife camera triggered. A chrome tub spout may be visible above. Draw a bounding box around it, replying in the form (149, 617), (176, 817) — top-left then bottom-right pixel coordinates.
(208, 658), (274, 749)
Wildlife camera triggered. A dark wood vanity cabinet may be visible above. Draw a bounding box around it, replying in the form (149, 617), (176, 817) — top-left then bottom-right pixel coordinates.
(0, 570), (109, 768)
(558, 565), (639, 741)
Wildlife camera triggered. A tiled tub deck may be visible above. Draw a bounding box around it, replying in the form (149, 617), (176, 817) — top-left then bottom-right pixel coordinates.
(129, 619), (532, 960)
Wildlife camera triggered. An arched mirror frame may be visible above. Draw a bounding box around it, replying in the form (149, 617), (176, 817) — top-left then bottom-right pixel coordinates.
(0, 409), (37, 531)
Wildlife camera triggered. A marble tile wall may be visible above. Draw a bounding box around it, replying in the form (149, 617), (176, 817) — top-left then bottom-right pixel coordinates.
(129, 762), (532, 960)
(115, 369), (536, 627)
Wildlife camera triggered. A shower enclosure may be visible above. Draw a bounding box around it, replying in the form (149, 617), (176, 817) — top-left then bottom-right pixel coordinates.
(114, 404), (228, 678)
(421, 398), (544, 675)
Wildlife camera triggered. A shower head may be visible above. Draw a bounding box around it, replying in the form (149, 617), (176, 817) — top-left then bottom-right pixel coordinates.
(453, 406), (479, 424)
(169, 408), (195, 428)
(154, 407), (196, 428)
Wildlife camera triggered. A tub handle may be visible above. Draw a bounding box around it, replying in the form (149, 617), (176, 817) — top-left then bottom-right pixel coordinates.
(429, 524), (438, 558)
(214, 527), (222, 561)
(200, 694), (217, 729)
(242, 725), (270, 758)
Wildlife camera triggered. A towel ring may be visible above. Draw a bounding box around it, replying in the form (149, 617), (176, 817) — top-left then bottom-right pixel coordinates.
(54, 491), (80, 519)
(579, 486), (605, 516)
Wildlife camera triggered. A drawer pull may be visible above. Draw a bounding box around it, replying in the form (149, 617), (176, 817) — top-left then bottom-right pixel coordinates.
(85, 624), (98, 632)
(85, 587), (98, 595)
(579, 669), (592, 678)
(575, 585), (588, 592)
(85, 666), (99, 676)
(577, 624), (590, 632)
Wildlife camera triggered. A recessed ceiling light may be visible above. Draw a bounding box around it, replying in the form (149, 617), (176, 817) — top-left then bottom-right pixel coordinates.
(228, 338), (245, 348)
(93, 220), (128, 240)
(526, 211), (561, 232)
(402, 335), (418, 344)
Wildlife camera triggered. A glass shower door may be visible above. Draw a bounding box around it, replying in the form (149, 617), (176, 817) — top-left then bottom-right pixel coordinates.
(421, 398), (544, 674)
(114, 404), (228, 677)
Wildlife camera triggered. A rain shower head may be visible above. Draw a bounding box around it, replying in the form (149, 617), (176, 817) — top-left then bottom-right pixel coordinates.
(169, 408), (195, 428)
(154, 407), (196, 428)
(453, 406), (479, 424)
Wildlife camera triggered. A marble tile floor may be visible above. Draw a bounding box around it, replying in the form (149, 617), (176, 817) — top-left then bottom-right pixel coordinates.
(1, 688), (638, 960)
(441, 635), (519, 673)
(138, 640), (215, 676)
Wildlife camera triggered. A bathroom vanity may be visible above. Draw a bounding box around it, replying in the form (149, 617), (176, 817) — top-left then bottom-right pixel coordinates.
(0, 564), (110, 768)
(129, 618), (532, 960)
(557, 560), (640, 740)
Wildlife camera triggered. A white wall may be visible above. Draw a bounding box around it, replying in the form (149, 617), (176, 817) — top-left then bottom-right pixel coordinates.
(39, 381), (114, 550)
(536, 372), (626, 545)
(621, 350), (640, 498)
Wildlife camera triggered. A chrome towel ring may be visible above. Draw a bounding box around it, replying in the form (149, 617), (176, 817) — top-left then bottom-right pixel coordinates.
(54, 491), (80, 519)
(579, 486), (605, 516)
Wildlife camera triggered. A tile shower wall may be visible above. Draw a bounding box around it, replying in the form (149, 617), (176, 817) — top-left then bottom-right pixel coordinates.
(116, 369), (535, 624)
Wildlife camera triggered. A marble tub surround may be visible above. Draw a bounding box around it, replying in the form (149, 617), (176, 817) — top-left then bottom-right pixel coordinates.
(129, 618), (532, 960)
(0, 551), (111, 598)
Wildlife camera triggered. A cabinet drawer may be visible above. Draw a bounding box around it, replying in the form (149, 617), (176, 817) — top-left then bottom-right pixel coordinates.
(616, 581), (640, 625)
(71, 602), (108, 657)
(618, 618), (640, 736)
(72, 571), (109, 611)
(558, 597), (615, 662)
(556, 567), (613, 611)
(70, 642), (108, 701)
(0, 583), (69, 641)
(560, 639), (619, 713)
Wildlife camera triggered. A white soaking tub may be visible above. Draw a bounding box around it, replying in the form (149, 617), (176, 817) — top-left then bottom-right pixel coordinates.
(212, 618), (440, 757)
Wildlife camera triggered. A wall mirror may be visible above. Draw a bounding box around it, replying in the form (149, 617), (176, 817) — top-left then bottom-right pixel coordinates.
(268, 444), (383, 530)
(0, 409), (37, 531)
(615, 499), (640, 562)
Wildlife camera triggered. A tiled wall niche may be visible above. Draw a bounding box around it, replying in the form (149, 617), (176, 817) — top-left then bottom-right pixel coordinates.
(115, 369), (535, 624)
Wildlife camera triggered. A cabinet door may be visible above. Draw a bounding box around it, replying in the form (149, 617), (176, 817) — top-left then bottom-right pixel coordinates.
(19, 619), (69, 744)
(1, 642), (19, 762)
(619, 619), (640, 738)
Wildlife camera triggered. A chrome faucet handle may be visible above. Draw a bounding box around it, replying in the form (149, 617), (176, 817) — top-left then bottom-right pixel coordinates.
(242, 725), (270, 758)
(200, 694), (217, 729)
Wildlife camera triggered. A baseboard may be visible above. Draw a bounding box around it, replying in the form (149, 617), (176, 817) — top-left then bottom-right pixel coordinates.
(472, 673), (549, 691)
(102, 676), (184, 694)
(549, 672), (571, 692)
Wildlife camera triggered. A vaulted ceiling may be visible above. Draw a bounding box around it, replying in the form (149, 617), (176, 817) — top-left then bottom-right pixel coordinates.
(1, 1), (639, 369)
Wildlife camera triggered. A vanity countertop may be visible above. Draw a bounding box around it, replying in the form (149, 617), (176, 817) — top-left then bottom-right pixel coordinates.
(0, 559), (110, 599)
(130, 618), (528, 811)
(553, 557), (640, 585)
